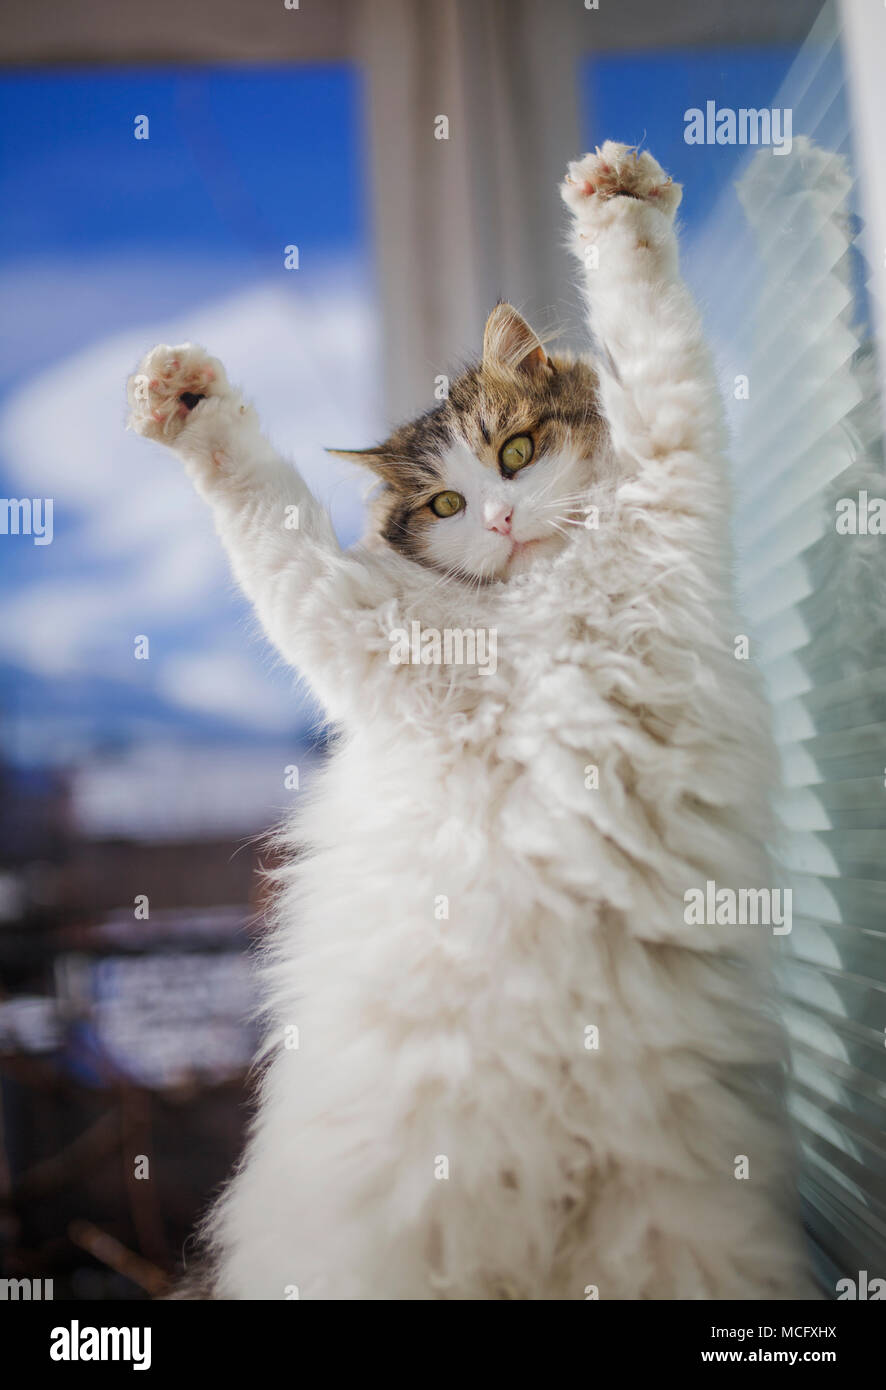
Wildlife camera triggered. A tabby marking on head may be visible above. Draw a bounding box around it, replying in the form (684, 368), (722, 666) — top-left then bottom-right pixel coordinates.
(329, 304), (607, 581)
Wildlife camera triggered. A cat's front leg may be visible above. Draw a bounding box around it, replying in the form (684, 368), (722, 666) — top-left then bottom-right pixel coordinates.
(127, 343), (315, 528)
(126, 343), (381, 712)
(561, 142), (727, 505)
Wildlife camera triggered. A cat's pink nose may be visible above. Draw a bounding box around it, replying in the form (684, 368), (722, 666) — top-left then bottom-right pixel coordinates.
(485, 504), (513, 535)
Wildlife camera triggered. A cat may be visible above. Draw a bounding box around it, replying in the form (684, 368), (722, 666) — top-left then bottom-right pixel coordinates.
(127, 143), (813, 1300)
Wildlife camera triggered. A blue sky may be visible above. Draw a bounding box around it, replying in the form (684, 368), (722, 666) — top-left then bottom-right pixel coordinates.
(0, 68), (365, 258)
(0, 68), (368, 386)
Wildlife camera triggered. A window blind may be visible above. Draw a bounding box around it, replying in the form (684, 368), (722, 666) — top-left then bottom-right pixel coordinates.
(722, 3), (886, 1292)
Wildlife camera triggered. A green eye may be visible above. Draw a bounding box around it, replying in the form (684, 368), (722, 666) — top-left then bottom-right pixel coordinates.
(500, 434), (534, 474)
(429, 490), (465, 518)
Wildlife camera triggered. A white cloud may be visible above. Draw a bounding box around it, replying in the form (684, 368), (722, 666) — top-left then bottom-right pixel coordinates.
(157, 647), (301, 732)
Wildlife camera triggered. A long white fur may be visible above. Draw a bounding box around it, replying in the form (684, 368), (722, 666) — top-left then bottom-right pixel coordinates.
(127, 144), (812, 1299)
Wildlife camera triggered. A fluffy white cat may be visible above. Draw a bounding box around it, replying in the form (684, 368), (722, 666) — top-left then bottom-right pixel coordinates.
(127, 144), (812, 1299)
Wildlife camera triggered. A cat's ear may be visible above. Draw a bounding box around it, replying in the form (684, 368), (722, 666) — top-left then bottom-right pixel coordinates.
(326, 446), (412, 489)
(482, 303), (551, 376)
(326, 446), (388, 473)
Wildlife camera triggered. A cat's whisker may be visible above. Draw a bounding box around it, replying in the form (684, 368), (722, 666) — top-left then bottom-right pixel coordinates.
(537, 493), (592, 512)
(534, 473), (566, 505)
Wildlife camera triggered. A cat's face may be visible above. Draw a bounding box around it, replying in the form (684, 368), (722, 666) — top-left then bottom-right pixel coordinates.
(331, 305), (606, 583)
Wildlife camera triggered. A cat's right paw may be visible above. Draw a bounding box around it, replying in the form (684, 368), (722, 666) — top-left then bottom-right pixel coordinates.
(126, 343), (231, 444)
(561, 142), (683, 227)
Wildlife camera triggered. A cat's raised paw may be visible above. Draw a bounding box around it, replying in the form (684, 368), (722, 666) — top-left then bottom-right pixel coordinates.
(561, 141), (682, 223)
(127, 343), (231, 443)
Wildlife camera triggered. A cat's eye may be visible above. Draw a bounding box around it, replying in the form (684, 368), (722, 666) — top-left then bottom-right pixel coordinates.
(500, 434), (534, 474)
(429, 490), (465, 518)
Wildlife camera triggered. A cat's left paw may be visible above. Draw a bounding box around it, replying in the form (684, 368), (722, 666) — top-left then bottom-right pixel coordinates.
(127, 343), (231, 444)
(561, 141), (683, 225)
